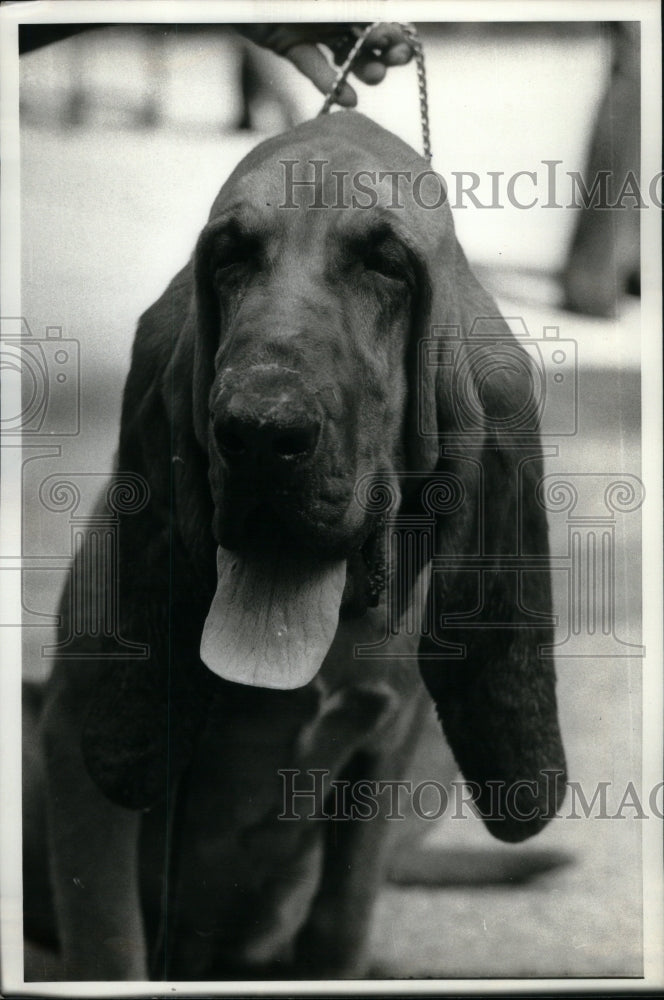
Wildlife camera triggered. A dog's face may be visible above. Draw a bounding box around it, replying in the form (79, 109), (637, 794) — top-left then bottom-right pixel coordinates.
(193, 126), (449, 689)
(204, 202), (416, 562)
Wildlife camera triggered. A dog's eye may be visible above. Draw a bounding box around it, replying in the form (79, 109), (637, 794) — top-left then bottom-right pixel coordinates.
(362, 241), (409, 283)
(210, 236), (259, 285)
(213, 252), (250, 282)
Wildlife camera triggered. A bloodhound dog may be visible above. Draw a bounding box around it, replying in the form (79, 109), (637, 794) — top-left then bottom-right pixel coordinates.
(23, 111), (566, 981)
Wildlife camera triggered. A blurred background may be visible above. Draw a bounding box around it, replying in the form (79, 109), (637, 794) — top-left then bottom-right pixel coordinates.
(15, 20), (643, 980)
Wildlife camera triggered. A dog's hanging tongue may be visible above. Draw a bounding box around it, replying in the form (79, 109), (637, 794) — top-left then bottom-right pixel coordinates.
(201, 544), (347, 690)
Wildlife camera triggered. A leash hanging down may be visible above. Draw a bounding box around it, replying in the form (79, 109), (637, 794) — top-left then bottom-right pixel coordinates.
(318, 22), (433, 164)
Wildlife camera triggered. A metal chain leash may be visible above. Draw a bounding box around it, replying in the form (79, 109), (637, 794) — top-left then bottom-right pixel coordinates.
(399, 23), (432, 163)
(318, 22), (433, 163)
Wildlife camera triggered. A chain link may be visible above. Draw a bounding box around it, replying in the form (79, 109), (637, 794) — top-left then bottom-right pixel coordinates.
(400, 23), (432, 163)
(318, 22), (432, 164)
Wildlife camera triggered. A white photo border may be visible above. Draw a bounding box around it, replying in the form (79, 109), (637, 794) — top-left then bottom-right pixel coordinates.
(1, 0), (662, 995)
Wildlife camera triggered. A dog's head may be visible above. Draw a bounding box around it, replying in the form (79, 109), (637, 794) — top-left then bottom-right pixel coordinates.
(85, 113), (565, 839)
(191, 113), (459, 688)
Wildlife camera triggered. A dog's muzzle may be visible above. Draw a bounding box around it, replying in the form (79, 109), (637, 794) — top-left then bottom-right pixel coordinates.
(209, 363), (362, 556)
(202, 364), (388, 690)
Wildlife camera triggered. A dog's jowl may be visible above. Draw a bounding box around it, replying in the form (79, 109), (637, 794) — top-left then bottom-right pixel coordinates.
(23, 111), (566, 981)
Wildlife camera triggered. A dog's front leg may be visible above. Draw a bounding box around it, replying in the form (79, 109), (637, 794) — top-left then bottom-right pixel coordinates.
(291, 745), (407, 979)
(292, 699), (426, 980)
(41, 674), (147, 981)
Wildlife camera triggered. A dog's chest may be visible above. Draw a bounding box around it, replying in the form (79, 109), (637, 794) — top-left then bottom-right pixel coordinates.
(153, 569), (430, 974)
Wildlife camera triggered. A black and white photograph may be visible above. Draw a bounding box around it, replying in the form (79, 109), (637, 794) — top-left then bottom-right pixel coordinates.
(0, 0), (662, 993)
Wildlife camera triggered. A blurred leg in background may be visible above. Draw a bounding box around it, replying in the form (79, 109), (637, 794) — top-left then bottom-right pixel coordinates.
(563, 22), (640, 317)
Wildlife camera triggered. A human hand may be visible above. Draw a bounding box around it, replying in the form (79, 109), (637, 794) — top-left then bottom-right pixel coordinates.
(236, 23), (414, 107)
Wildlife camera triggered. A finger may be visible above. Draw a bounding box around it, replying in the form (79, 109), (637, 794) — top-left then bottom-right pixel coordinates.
(350, 57), (388, 85)
(362, 23), (413, 54)
(382, 42), (413, 66)
(284, 43), (357, 107)
(327, 25), (409, 69)
(327, 25), (382, 66)
(328, 33), (411, 86)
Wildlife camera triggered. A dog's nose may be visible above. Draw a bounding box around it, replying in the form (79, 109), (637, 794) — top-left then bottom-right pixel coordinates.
(213, 373), (322, 467)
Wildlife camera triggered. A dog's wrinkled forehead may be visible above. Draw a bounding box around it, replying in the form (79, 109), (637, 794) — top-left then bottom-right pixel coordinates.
(207, 111), (452, 251)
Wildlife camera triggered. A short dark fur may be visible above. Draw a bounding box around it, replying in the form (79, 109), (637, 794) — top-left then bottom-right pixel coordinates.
(23, 112), (566, 981)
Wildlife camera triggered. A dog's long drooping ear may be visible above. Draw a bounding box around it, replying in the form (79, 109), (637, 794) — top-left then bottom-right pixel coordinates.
(416, 242), (566, 844)
(191, 218), (231, 450)
(80, 276), (217, 811)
